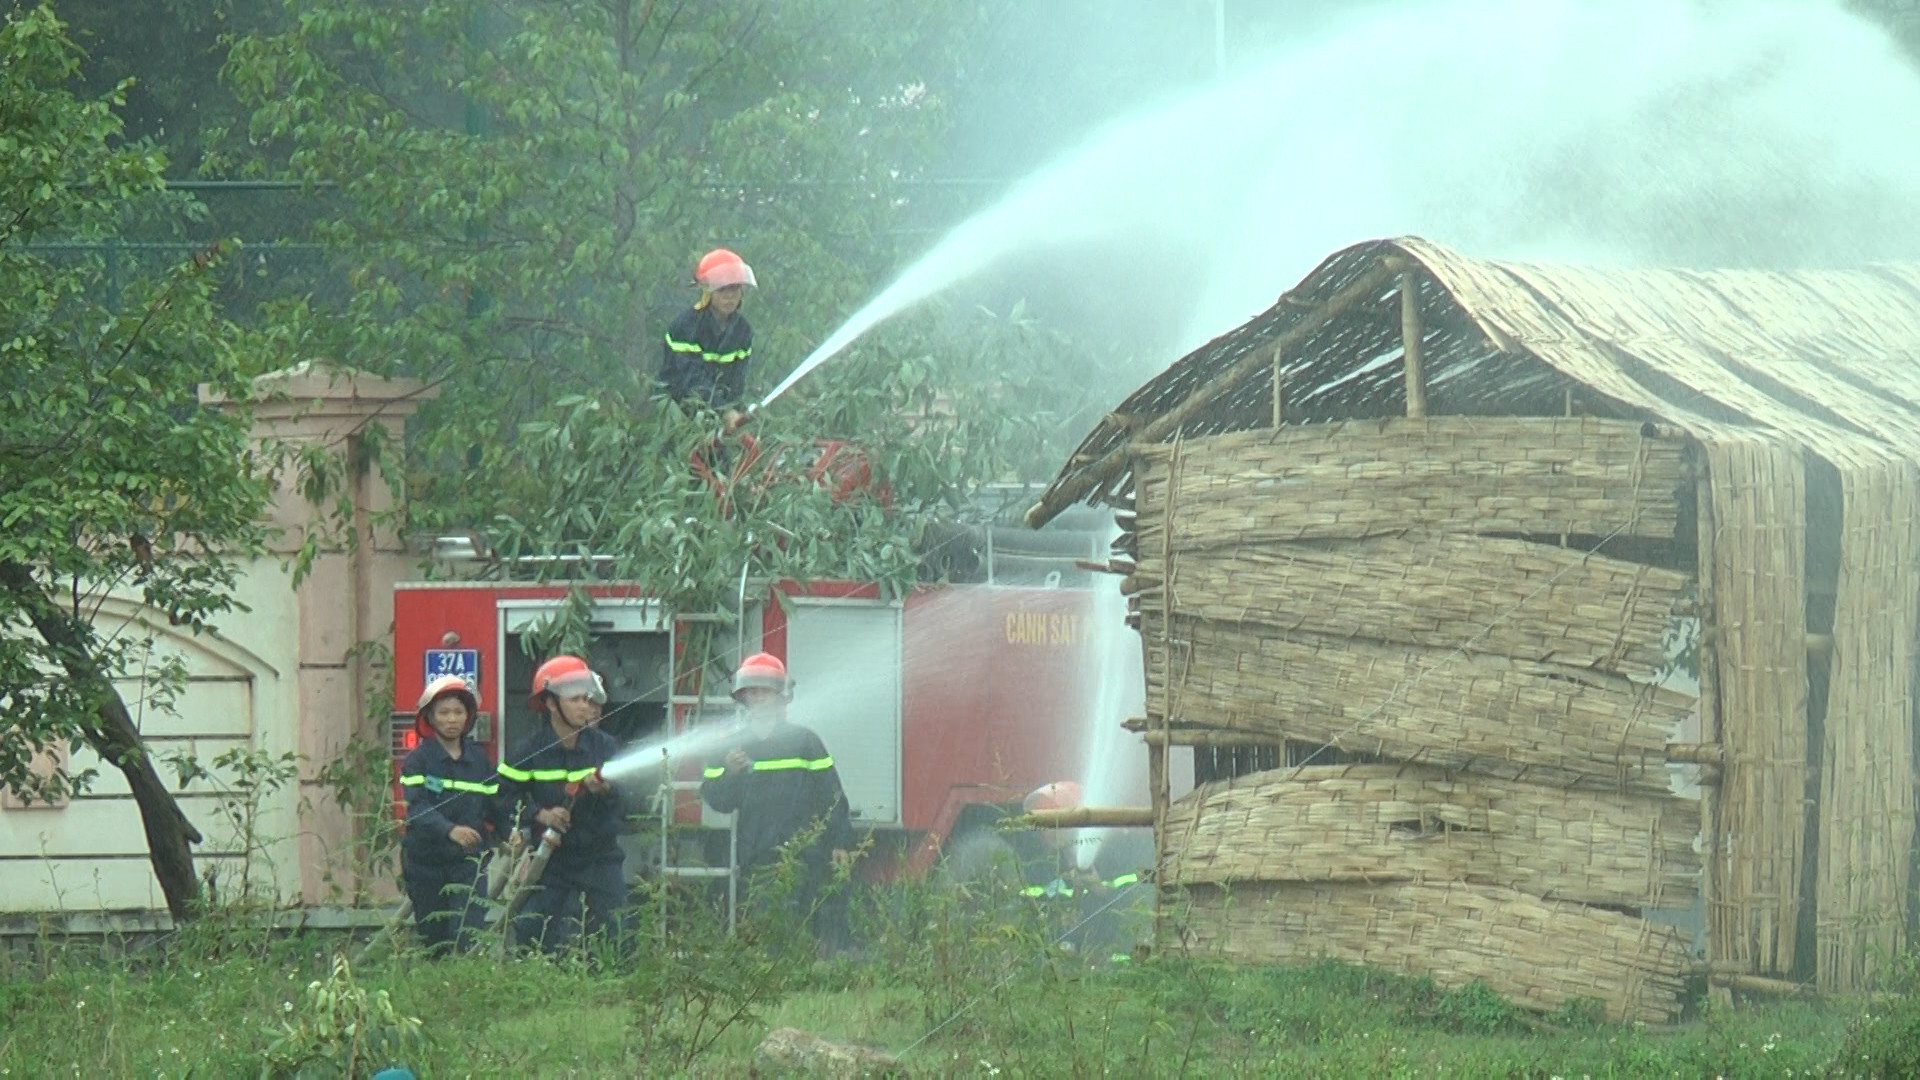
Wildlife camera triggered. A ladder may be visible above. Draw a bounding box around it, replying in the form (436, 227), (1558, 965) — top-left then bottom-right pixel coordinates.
(656, 777), (738, 936)
(658, 614), (740, 936)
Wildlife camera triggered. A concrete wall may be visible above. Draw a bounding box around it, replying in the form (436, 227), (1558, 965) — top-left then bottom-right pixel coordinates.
(0, 363), (431, 918)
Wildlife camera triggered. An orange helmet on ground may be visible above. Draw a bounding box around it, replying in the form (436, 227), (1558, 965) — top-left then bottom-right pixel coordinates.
(528, 655), (607, 711)
(1022, 781), (1084, 815)
(731, 652), (791, 700)
(415, 674), (479, 739)
(695, 248), (757, 291)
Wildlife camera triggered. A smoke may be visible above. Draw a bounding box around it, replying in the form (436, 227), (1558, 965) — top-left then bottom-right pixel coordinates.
(789, 0), (1920, 389)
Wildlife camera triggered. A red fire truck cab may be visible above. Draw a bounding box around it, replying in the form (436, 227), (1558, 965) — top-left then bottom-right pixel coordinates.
(390, 508), (1144, 879)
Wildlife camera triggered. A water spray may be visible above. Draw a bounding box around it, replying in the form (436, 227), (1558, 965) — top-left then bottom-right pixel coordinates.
(596, 720), (747, 790)
(765, 0), (1920, 409)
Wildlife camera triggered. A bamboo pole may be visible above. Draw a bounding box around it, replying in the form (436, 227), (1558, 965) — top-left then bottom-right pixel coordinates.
(1014, 807), (1157, 829)
(1695, 464), (1726, 998)
(1270, 346), (1285, 428)
(1137, 727), (1284, 748)
(1667, 742), (1727, 766)
(1024, 262), (1395, 528)
(1152, 440), (1181, 946)
(1707, 972), (1814, 997)
(1400, 268), (1427, 419)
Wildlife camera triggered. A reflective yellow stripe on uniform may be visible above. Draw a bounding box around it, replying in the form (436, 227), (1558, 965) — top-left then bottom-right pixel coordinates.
(1108, 873), (1139, 888)
(703, 757), (832, 777)
(664, 335), (751, 365)
(751, 757), (832, 772)
(398, 774), (499, 795)
(497, 764), (599, 784)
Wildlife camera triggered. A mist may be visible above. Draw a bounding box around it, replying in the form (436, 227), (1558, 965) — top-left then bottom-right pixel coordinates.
(791, 0), (1920, 390)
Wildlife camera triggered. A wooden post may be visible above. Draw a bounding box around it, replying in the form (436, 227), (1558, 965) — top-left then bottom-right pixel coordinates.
(1151, 439), (1182, 945)
(1270, 346), (1284, 428)
(1695, 463), (1728, 1003)
(1561, 389), (1574, 547)
(1399, 268), (1426, 419)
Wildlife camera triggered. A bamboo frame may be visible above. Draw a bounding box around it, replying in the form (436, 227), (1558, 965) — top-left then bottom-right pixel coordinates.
(1400, 267), (1427, 418)
(1023, 262), (1395, 528)
(1270, 346), (1284, 428)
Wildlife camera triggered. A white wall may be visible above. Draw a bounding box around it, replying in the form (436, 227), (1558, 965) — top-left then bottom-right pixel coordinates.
(0, 561), (303, 914)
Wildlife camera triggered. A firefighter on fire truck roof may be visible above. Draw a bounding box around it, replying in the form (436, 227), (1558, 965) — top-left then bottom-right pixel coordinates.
(658, 247), (756, 430)
(398, 675), (507, 955)
(702, 652), (852, 948)
(498, 655), (628, 954)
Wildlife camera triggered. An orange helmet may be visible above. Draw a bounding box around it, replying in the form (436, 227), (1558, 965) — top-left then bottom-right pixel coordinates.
(731, 652), (791, 700)
(695, 248), (757, 291)
(528, 655), (607, 711)
(416, 674), (479, 739)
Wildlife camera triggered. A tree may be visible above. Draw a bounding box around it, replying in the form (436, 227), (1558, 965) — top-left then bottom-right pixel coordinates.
(216, 0), (1120, 625)
(0, 5), (270, 922)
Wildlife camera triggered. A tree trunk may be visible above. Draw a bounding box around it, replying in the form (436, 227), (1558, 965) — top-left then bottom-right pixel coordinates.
(0, 563), (205, 922)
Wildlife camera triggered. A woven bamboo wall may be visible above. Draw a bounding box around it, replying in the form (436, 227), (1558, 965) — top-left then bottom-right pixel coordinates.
(1133, 534), (1688, 680)
(1161, 765), (1700, 908)
(1172, 881), (1693, 1024)
(1126, 417), (1700, 1020)
(1142, 614), (1687, 794)
(1816, 459), (1920, 991)
(1703, 438), (1809, 978)
(1132, 418), (1685, 550)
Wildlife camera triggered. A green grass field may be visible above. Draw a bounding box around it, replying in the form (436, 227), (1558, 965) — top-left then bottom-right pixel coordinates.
(0, 924), (1909, 1078)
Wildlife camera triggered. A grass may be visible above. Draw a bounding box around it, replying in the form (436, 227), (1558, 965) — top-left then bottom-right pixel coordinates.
(0, 870), (1907, 1078)
(0, 931), (1885, 1078)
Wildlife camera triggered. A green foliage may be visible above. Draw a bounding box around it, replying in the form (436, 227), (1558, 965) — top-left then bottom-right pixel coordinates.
(625, 872), (807, 1069)
(263, 954), (426, 1080)
(214, 0), (1120, 619)
(0, 5), (268, 802)
(0, 916), (1869, 1076)
(167, 745), (302, 904)
(1834, 947), (1920, 1077)
(1431, 978), (1524, 1035)
(313, 737), (405, 904)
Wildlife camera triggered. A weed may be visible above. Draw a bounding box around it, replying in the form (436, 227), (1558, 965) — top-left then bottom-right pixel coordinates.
(1432, 979), (1524, 1034)
(1831, 947), (1920, 1078)
(263, 954), (425, 1079)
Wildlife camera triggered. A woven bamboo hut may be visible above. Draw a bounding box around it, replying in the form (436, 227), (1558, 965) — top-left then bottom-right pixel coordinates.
(1028, 236), (1920, 1020)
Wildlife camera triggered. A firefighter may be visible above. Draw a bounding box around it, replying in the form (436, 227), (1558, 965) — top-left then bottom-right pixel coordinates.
(659, 247), (757, 429)
(498, 655), (627, 955)
(701, 652), (852, 948)
(398, 675), (505, 955)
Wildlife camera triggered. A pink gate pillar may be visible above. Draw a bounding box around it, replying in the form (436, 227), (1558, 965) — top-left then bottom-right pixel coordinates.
(204, 362), (438, 904)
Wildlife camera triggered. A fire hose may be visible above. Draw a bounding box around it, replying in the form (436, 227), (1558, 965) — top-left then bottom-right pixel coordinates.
(493, 780), (584, 958)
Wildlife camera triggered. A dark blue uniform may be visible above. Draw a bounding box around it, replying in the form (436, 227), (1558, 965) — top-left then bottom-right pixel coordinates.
(702, 721), (851, 944)
(658, 305), (753, 410)
(499, 725), (627, 953)
(398, 737), (506, 954)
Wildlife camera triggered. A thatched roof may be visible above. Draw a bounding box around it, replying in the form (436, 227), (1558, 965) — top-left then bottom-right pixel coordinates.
(1028, 237), (1920, 527)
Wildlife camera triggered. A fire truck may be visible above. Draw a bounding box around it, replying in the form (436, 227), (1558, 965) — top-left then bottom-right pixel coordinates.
(388, 501), (1143, 880)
